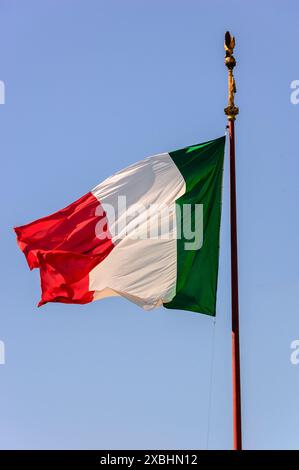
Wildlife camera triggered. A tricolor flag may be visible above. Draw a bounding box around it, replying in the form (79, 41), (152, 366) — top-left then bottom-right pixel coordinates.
(15, 136), (225, 315)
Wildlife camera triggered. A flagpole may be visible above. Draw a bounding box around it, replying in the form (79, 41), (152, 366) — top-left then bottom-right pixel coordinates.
(224, 31), (242, 450)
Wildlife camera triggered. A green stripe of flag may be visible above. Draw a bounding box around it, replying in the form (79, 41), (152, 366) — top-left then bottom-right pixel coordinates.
(164, 136), (225, 315)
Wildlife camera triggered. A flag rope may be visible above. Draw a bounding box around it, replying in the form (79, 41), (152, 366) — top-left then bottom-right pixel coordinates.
(206, 317), (216, 449)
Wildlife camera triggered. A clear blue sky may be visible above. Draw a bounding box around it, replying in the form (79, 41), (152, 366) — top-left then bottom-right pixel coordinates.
(1, 0), (299, 450)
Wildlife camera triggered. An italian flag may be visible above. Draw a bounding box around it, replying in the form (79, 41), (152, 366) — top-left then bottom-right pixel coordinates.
(15, 136), (225, 315)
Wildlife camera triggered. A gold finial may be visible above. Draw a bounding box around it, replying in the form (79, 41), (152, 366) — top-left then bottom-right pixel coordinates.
(224, 31), (239, 120)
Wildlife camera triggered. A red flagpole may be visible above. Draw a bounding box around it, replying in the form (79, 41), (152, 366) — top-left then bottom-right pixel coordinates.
(224, 32), (242, 450)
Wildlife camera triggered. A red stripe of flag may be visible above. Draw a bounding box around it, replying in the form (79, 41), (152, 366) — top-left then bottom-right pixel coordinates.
(14, 192), (114, 306)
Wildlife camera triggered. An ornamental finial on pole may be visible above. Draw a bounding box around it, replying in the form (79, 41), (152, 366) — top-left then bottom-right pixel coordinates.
(224, 31), (239, 120)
